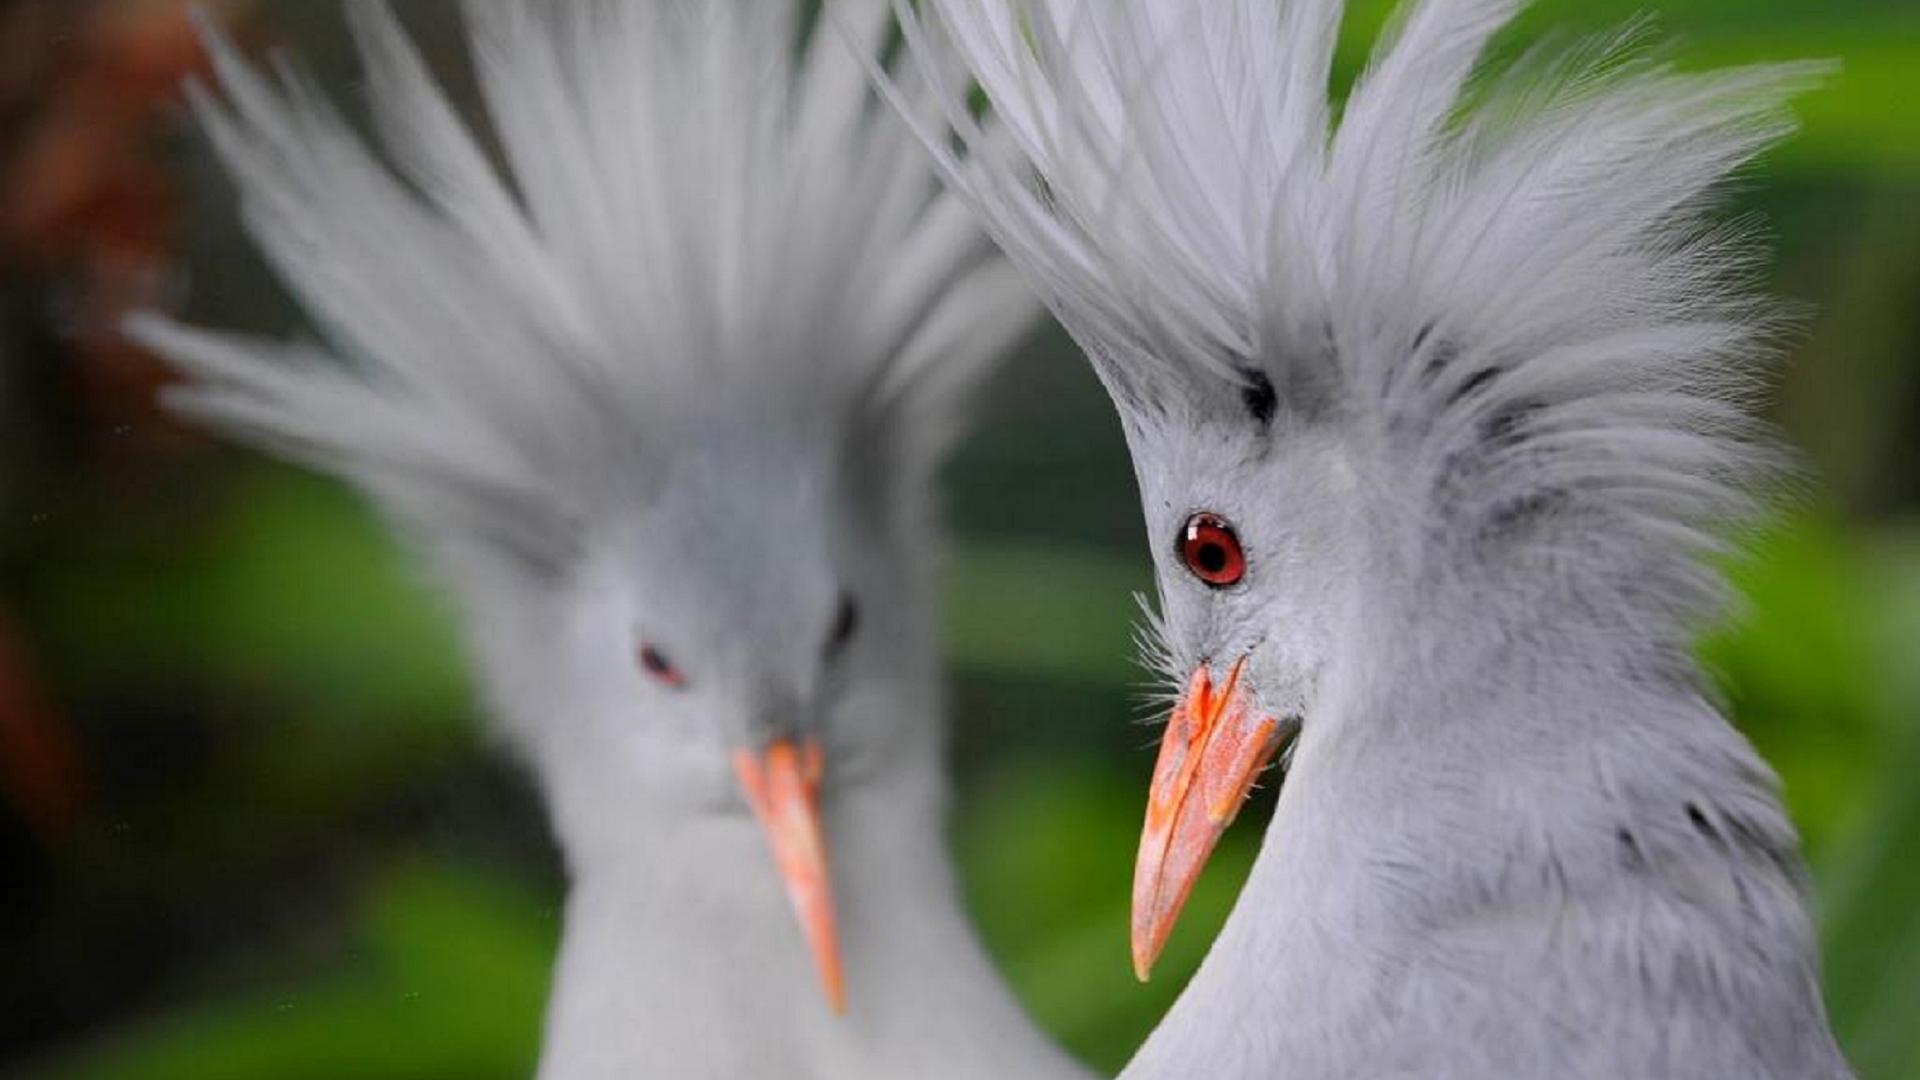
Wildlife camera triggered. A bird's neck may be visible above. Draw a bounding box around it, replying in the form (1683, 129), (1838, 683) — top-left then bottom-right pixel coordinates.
(535, 759), (1081, 1079)
(1128, 542), (1835, 1077)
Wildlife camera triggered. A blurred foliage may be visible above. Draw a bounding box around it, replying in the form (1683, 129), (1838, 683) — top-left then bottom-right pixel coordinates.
(3, 0), (1917, 1076)
(1706, 518), (1920, 1080)
(35, 866), (554, 1080)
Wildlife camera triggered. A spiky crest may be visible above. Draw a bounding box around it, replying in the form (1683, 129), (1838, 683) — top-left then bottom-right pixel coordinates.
(894, 0), (1824, 628)
(134, 0), (1036, 566)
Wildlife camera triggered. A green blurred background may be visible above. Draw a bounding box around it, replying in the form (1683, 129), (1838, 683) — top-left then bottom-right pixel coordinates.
(1, 0), (1916, 1076)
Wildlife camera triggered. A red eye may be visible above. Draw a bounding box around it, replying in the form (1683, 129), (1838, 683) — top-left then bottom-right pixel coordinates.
(1179, 513), (1245, 587)
(638, 643), (686, 689)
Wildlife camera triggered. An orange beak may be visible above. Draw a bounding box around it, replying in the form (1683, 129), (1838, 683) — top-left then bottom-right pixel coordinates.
(1131, 657), (1289, 981)
(732, 737), (845, 1014)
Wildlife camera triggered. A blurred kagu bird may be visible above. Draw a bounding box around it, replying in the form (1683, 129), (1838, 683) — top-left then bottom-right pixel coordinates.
(893, 0), (1855, 1075)
(130, 2), (1085, 1077)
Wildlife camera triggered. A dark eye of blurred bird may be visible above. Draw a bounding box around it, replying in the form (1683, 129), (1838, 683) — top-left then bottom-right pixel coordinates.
(638, 643), (685, 689)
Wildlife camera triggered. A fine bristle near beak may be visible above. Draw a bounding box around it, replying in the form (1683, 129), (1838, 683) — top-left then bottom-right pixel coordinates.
(1131, 657), (1289, 981)
(732, 737), (846, 1014)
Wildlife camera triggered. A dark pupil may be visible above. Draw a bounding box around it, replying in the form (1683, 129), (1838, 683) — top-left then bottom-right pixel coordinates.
(1195, 543), (1228, 574)
(641, 646), (671, 674)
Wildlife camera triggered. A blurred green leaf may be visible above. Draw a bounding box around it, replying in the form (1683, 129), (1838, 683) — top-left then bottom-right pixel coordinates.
(37, 466), (481, 823)
(1329, 1), (1920, 177)
(1807, 524), (1920, 1080)
(46, 467), (470, 727)
(1704, 515), (1890, 858)
(28, 863), (555, 1080)
(944, 541), (1152, 686)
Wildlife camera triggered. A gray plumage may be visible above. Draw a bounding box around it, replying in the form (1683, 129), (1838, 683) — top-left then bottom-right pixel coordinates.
(889, 0), (1855, 1076)
(131, 2), (1084, 1077)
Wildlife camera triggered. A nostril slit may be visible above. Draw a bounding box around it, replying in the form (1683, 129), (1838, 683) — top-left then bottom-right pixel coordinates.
(826, 592), (859, 657)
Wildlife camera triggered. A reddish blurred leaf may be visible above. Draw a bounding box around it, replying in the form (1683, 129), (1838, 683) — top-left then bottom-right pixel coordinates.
(0, 610), (88, 842)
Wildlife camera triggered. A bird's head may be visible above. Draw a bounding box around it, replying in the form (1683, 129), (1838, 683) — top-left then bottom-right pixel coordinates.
(1113, 368), (1363, 980)
(476, 420), (916, 1016)
(559, 424), (898, 770)
(611, 438), (874, 771)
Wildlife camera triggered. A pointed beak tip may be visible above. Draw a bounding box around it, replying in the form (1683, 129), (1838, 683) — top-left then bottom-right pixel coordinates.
(1127, 657), (1284, 978)
(1128, 898), (1161, 981)
(815, 938), (848, 1016)
(1131, 950), (1155, 984)
(733, 737), (846, 1016)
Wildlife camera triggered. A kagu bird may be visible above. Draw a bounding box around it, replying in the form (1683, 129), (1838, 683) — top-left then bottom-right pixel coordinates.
(132, 2), (1085, 1077)
(895, 0), (1856, 1075)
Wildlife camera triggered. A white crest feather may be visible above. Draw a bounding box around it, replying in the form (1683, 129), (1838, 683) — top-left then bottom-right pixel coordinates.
(894, 0), (1827, 625)
(133, 0), (1038, 562)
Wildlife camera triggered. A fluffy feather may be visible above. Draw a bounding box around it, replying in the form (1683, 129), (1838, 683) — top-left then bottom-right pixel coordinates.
(893, 0), (1824, 633)
(133, 0), (1035, 564)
